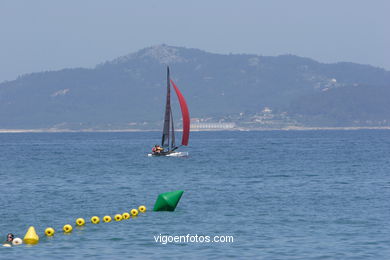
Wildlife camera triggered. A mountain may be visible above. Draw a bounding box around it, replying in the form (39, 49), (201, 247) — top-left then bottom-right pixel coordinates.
(0, 44), (389, 129)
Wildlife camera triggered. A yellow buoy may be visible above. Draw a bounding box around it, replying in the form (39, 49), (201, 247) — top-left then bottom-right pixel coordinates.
(45, 227), (55, 237)
(138, 205), (147, 213)
(122, 212), (130, 220)
(3, 243), (11, 247)
(12, 238), (23, 246)
(114, 214), (122, 221)
(91, 216), (100, 224)
(23, 226), (39, 245)
(63, 224), (73, 233)
(76, 218), (85, 226)
(130, 209), (139, 217)
(103, 215), (112, 223)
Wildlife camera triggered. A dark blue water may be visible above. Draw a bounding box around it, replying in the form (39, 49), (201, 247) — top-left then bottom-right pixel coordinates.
(1, 131), (389, 259)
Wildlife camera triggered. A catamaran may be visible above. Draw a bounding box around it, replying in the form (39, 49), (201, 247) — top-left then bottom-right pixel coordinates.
(148, 66), (190, 157)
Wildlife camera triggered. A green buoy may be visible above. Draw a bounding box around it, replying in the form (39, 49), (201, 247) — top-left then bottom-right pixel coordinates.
(153, 190), (184, 211)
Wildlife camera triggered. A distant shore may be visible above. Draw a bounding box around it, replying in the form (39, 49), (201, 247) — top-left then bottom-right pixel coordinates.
(1, 126), (390, 133)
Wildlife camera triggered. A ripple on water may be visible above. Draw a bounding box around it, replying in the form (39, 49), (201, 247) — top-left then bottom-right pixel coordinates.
(0, 130), (390, 259)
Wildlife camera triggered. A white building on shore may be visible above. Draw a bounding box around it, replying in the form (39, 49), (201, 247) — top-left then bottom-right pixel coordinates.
(191, 122), (236, 130)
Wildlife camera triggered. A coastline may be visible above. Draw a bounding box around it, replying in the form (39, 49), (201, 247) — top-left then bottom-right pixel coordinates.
(1, 126), (390, 133)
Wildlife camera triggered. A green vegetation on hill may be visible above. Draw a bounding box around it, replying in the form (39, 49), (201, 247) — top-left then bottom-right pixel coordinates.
(0, 45), (389, 129)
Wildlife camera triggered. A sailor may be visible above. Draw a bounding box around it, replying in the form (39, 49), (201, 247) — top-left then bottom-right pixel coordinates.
(152, 145), (164, 155)
(156, 145), (164, 153)
(152, 145), (158, 154)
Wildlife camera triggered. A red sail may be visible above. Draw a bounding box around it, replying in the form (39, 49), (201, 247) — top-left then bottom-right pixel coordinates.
(170, 80), (190, 146)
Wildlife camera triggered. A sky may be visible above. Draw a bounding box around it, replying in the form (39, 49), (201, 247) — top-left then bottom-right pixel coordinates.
(0, 0), (389, 82)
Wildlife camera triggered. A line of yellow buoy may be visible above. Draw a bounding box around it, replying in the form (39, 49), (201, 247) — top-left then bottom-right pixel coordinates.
(22, 205), (146, 244)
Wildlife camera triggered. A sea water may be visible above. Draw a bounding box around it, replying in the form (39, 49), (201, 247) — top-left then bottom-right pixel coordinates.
(0, 130), (389, 259)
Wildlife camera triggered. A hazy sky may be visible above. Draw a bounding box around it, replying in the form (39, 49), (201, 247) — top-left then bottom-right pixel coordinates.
(0, 0), (389, 82)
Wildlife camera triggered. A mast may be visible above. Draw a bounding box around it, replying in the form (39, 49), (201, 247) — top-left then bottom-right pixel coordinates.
(161, 66), (171, 148)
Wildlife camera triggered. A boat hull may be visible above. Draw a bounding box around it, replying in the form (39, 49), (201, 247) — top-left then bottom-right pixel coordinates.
(148, 152), (189, 157)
